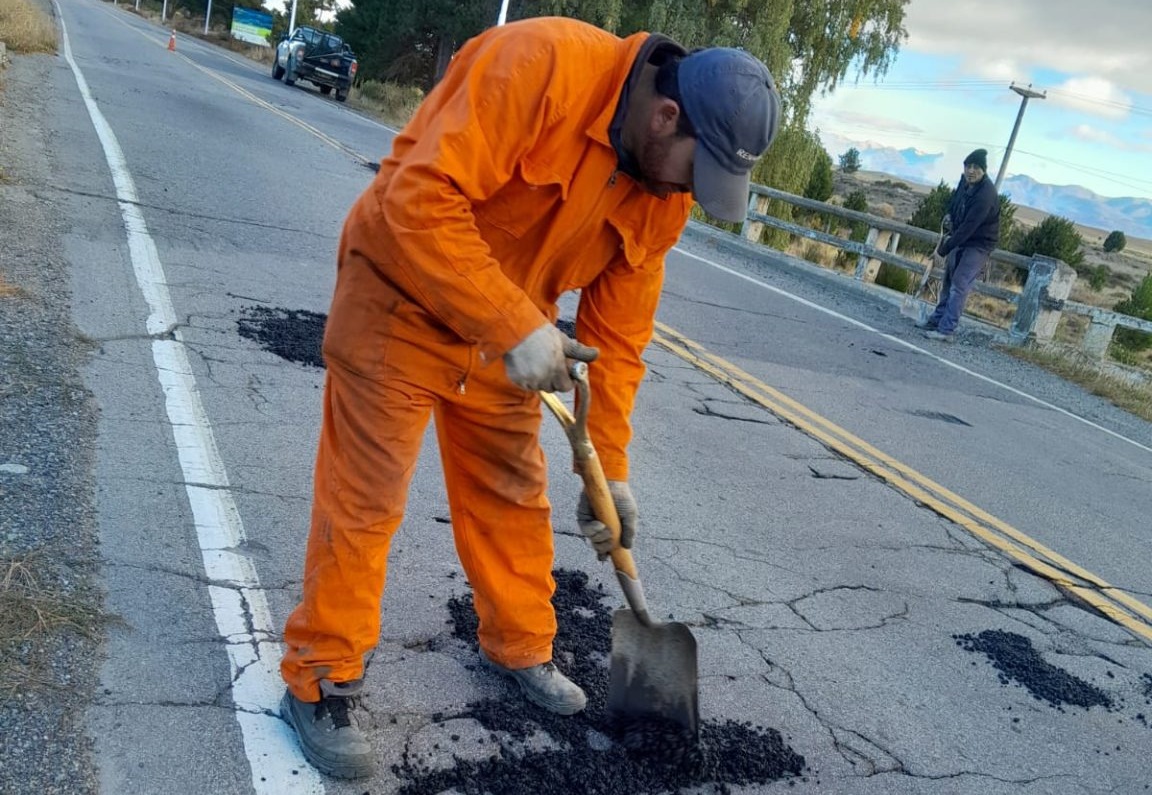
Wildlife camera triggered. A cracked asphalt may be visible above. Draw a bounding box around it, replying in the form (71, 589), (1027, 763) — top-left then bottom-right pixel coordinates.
(3, 0), (1152, 792)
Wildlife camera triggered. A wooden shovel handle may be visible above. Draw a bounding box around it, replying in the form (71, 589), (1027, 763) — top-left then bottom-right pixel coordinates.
(539, 368), (640, 581)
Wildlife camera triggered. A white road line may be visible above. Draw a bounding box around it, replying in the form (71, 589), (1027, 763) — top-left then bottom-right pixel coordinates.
(672, 246), (1152, 456)
(56, 6), (323, 792)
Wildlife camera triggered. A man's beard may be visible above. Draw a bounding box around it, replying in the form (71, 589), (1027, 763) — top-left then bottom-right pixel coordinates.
(636, 133), (688, 198)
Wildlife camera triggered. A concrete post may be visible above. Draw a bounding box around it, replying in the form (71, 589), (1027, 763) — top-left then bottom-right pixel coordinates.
(854, 227), (879, 281)
(1081, 312), (1117, 359)
(1032, 258), (1077, 343)
(741, 192), (768, 243)
(1009, 255), (1055, 338)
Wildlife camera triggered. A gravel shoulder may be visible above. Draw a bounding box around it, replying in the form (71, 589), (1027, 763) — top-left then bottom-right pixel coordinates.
(0, 46), (102, 795)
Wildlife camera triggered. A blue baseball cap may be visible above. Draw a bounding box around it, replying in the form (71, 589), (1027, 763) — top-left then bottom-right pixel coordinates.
(678, 48), (781, 223)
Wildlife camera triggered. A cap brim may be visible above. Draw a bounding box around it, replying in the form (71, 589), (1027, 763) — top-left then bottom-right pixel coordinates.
(693, 143), (751, 224)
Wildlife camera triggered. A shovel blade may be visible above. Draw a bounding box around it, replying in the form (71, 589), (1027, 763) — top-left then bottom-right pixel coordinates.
(607, 609), (699, 738)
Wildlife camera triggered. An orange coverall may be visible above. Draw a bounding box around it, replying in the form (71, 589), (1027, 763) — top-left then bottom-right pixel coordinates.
(282, 17), (693, 701)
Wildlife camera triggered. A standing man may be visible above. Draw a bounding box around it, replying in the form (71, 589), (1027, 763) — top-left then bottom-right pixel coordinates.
(278, 16), (781, 779)
(918, 148), (1001, 341)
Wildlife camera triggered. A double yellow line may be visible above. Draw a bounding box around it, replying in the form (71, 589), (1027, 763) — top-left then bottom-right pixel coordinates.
(653, 321), (1152, 645)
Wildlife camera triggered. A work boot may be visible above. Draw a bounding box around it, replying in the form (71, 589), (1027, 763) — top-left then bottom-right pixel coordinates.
(914, 318), (937, 330)
(280, 679), (376, 779)
(480, 649), (587, 715)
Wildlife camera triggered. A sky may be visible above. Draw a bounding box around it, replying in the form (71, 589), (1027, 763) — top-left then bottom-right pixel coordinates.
(808, 0), (1152, 200)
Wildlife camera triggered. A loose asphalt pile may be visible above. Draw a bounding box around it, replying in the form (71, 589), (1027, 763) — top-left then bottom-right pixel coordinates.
(954, 629), (1114, 711)
(393, 569), (806, 795)
(237, 306), (327, 368)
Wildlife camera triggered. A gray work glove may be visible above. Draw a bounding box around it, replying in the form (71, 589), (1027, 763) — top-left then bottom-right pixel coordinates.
(504, 323), (599, 392)
(576, 480), (637, 560)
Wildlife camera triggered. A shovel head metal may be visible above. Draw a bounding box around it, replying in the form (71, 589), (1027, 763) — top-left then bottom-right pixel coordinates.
(607, 608), (700, 738)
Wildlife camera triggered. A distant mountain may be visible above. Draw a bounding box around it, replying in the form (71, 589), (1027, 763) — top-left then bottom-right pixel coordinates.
(822, 134), (942, 186)
(822, 135), (1152, 239)
(1000, 175), (1152, 240)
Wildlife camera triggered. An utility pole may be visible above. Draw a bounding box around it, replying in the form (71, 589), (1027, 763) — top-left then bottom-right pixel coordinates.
(995, 83), (1046, 192)
(289, 0), (298, 35)
(496, 0), (509, 26)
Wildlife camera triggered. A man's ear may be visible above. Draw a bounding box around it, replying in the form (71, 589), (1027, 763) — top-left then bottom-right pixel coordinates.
(651, 97), (681, 136)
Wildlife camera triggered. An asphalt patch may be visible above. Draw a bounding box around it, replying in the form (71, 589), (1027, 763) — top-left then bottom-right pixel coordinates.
(234, 307), (578, 371)
(955, 630), (1113, 711)
(236, 306), (326, 368)
(397, 568), (806, 794)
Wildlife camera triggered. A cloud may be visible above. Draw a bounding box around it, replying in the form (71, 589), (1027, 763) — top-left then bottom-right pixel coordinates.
(1048, 77), (1134, 119)
(1068, 124), (1152, 153)
(903, 0), (1152, 96)
(825, 111), (922, 134)
(1069, 124), (1124, 146)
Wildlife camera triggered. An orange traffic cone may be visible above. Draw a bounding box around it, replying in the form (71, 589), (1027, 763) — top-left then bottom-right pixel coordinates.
(167, 30), (176, 52)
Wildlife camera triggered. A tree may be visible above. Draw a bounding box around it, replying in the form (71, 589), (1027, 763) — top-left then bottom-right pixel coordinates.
(805, 148), (834, 202)
(750, 126), (827, 247)
(522, 0), (909, 129)
(1015, 215), (1085, 270)
(839, 147), (861, 174)
(997, 193), (1018, 251)
(843, 189), (869, 241)
(336, 0), (495, 88)
(1104, 230), (1128, 253)
(1113, 272), (1152, 351)
(908, 181), (952, 232)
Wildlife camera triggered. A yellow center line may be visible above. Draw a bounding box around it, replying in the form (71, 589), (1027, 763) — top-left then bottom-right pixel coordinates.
(98, 6), (374, 167)
(652, 321), (1152, 644)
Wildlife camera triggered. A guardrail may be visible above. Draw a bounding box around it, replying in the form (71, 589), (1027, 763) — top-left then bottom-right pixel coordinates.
(739, 185), (1150, 358)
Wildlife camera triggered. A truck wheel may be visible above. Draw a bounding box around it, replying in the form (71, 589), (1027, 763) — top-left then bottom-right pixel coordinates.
(335, 88), (348, 103)
(320, 85), (332, 96)
(271, 57), (284, 80)
(284, 57), (297, 86)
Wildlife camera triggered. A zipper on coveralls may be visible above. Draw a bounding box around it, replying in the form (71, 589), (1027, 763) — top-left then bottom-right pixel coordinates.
(457, 345), (474, 395)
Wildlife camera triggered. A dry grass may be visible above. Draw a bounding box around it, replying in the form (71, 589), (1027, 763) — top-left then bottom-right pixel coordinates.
(0, 0), (57, 54)
(348, 79), (423, 128)
(1004, 345), (1152, 423)
(0, 555), (103, 695)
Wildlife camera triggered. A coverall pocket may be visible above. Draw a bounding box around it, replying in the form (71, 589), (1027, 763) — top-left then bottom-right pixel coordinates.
(473, 174), (563, 239)
(322, 261), (402, 381)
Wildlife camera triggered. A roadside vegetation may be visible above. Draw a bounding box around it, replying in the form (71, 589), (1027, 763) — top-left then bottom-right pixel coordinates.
(0, 0), (56, 54)
(0, 555), (103, 696)
(1002, 345), (1152, 424)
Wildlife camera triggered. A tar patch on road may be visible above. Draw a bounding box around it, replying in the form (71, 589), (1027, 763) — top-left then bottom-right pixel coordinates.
(235, 307), (580, 371)
(395, 569), (806, 794)
(955, 630), (1113, 711)
(237, 306), (326, 368)
(907, 409), (972, 427)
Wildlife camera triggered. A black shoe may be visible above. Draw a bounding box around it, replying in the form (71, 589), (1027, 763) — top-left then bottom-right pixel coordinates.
(922, 330), (954, 342)
(280, 680), (376, 779)
(914, 319), (937, 330)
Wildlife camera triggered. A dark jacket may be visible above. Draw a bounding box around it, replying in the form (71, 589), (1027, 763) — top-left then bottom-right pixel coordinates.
(940, 174), (1000, 256)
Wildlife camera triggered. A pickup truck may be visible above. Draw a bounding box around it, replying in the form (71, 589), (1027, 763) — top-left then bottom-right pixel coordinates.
(272, 27), (358, 102)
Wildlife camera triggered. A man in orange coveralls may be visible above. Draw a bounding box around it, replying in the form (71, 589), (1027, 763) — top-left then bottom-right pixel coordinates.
(279, 15), (780, 778)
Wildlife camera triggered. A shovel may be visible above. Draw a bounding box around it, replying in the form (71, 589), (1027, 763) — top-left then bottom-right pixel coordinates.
(901, 223), (947, 322)
(540, 362), (699, 739)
